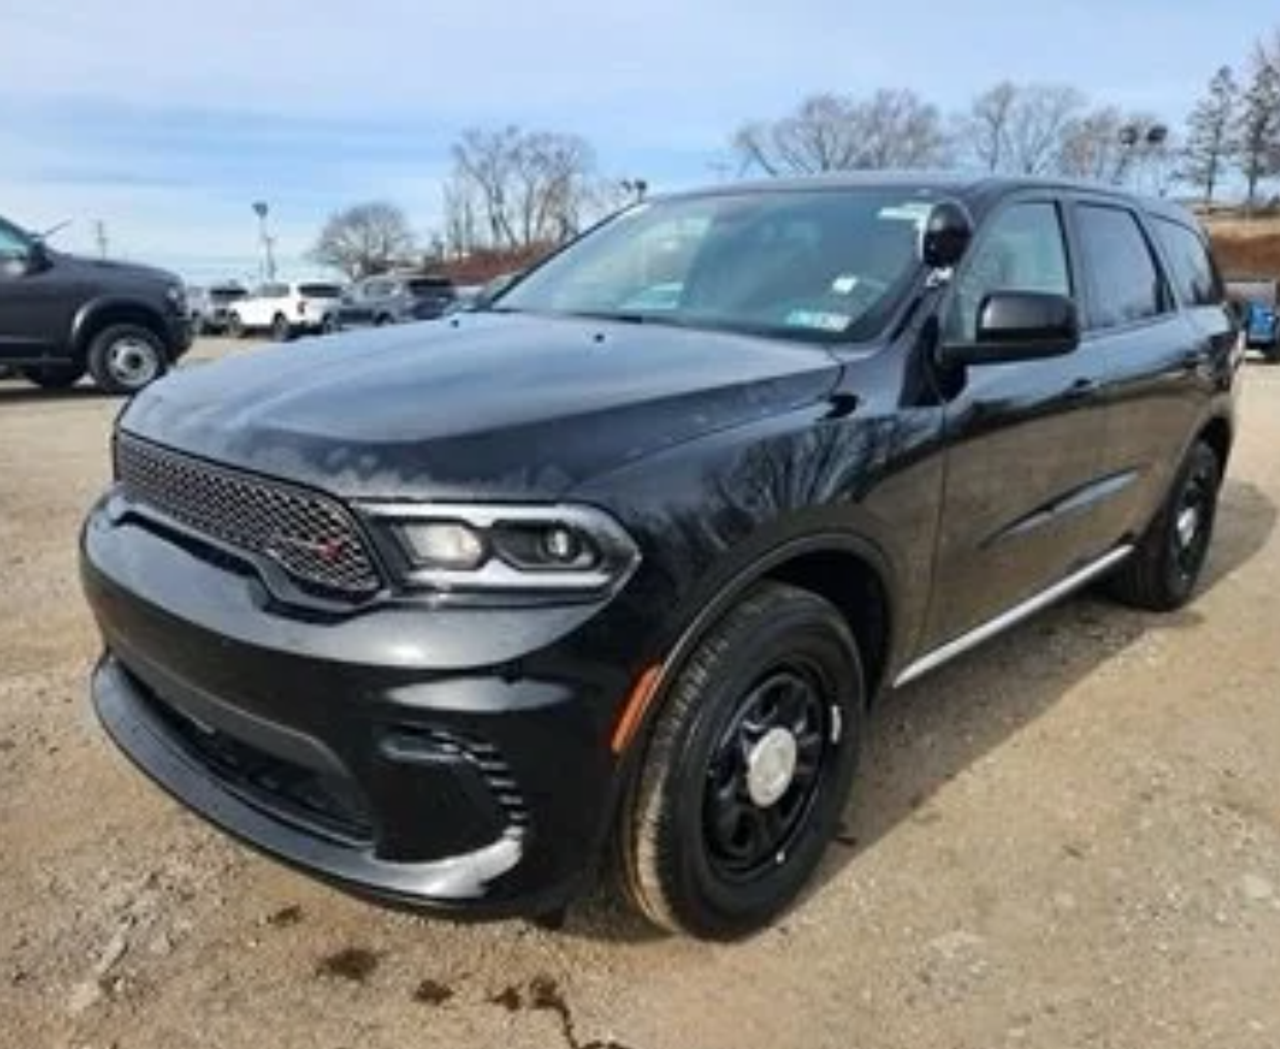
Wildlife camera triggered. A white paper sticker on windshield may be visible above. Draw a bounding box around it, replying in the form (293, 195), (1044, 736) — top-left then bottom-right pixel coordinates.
(831, 274), (860, 295)
(786, 309), (850, 332)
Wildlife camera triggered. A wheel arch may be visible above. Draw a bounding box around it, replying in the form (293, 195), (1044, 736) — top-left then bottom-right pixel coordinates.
(1196, 414), (1233, 475)
(72, 299), (169, 360)
(618, 533), (899, 763)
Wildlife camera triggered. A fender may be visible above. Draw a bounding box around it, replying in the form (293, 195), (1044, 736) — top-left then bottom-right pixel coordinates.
(71, 295), (168, 356)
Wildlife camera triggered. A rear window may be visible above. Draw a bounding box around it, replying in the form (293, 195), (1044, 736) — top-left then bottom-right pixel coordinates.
(407, 278), (454, 295)
(1075, 205), (1167, 330)
(299, 283), (342, 298)
(1153, 218), (1221, 307)
(210, 288), (246, 303)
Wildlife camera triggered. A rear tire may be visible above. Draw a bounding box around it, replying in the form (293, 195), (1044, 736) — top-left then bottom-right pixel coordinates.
(21, 363), (85, 389)
(87, 324), (168, 395)
(619, 582), (863, 939)
(1107, 440), (1221, 612)
(1264, 343), (1280, 364)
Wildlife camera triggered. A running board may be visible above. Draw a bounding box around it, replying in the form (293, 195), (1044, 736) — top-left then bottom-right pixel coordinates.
(893, 545), (1134, 689)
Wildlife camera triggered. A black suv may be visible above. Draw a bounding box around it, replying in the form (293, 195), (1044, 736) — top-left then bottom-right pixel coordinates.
(80, 176), (1239, 938)
(0, 215), (192, 394)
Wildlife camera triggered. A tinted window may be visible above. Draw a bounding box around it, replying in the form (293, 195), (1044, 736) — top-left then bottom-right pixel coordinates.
(0, 218), (32, 260)
(1076, 205), (1166, 329)
(362, 280), (393, 298)
(500, 189), (929, 344)
(946, 202), (1071, 342)
(299, 283), (342, 298)
(260, 283), (289, 298)
(407, 278), (454, 295)
(210, 287), (245, 303)
(1153, 218), (1220, 307)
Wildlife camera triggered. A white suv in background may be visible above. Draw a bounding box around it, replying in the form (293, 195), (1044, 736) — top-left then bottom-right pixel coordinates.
(226, 281), (344, 341)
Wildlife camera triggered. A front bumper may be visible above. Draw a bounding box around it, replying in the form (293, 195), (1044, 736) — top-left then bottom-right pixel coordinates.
(81, 499), (634, 917)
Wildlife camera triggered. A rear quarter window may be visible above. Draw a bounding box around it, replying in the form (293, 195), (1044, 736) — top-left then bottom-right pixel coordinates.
(1153, 218), (1222, 307)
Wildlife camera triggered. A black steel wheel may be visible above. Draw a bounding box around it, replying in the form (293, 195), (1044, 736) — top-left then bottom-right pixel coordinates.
(620, 581), (864, 939)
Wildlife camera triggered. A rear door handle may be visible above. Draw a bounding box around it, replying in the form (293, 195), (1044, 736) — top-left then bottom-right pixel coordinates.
(1066, 377), (1098, 399)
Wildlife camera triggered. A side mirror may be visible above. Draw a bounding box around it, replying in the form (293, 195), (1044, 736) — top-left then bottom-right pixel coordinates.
(27, 239), (51, 272)
(921, 200), (974, 269)
(939, 291), (1080, 367)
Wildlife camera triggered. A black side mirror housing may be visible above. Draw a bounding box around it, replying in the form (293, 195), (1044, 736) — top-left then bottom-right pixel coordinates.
(26, 239), (51, 274)
(939, 291), (1080, 368)
(921, 200), (974, 269)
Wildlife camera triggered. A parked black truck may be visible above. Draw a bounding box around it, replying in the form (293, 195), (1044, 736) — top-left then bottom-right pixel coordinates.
(81, 176), (1239, 938)
(0, 214), (191, 394)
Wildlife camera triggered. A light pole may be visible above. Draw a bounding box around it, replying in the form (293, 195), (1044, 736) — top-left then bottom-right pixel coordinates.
(621, 178), (649, 204)
(252, 201), (277, 281)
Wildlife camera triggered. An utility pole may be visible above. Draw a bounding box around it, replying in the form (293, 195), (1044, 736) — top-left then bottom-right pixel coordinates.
(252, 201), (277, 281)
(94, 220), (109, 260)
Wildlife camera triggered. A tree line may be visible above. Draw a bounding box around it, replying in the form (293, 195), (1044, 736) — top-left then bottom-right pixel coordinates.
(309, 34), (1280, 279)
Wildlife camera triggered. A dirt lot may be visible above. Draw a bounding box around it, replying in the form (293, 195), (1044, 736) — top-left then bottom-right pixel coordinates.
(3, 341), (1280, 1049)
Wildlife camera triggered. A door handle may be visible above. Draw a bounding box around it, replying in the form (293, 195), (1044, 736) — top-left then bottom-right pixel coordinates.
(1065, 377), (1098, 400)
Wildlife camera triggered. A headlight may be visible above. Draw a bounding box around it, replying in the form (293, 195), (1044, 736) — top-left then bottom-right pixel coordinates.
(358, 502), (640, 597)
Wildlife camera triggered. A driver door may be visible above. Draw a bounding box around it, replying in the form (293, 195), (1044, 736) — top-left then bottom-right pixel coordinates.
(922, 197), (1115, 650)
(0, 221), (65, 361)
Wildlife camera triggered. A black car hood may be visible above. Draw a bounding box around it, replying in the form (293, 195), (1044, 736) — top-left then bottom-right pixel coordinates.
(121, 314), (841, 501)
(53, 251), (177, 286)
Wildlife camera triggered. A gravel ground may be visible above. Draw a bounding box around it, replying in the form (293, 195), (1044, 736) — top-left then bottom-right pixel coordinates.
(2, 340), (1280, 1049)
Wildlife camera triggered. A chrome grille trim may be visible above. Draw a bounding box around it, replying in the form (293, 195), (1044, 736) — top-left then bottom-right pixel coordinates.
(115, 433), (382, 598)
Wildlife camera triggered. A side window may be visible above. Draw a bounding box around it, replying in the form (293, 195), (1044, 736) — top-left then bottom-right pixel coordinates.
(946, 202), (1071, 342)
(1153, 218), (1221, 307)
(0, 220), (31, 261)
(1075, 205), (1167, 329)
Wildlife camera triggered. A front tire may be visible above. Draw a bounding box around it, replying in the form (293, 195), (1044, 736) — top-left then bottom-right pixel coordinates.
(86, 324), (168, 395)
(1108, 439), (1222, 611)
(620, 582), (864, 939)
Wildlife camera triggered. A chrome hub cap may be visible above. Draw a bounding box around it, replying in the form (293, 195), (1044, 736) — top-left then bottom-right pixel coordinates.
(108, 338), (158, 387)
(745, 727), (799, 808)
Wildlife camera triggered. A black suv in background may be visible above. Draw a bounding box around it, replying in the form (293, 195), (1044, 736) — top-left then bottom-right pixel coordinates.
(0, 214), (192, 394)
(81, 176), (1238, 938)
(335, 274), (457, 329)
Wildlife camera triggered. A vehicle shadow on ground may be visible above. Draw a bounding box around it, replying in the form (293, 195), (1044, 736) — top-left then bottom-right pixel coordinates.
(0, 380), (105, 404)
(561, 478), (1277, 943)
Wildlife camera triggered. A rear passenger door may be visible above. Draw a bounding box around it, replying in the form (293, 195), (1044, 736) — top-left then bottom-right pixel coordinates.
(1067, 200), (1232, 542)
(924, 196), (1113, 649)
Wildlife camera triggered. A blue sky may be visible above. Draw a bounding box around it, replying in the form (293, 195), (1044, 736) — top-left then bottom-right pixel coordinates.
(1, 0), (1274, 282)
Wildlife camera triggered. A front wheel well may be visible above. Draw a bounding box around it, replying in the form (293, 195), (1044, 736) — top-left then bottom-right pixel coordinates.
(764, 550), (891, 701)
(75, 304), (168, 360)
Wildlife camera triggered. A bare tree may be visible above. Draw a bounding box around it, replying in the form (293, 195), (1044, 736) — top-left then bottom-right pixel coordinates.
(1182, 67), (1239, 206)
(732, 90), (948, 176)
(444, 126), (597, 253)
(956, 81), (1019, 172)
(309, 201), (415, 279)
(954, 83), (1088, 175)
(1236, 47), (1280, 211)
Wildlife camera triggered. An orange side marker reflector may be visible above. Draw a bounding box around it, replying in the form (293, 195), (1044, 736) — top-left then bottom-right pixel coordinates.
(610, 664), (664, 755)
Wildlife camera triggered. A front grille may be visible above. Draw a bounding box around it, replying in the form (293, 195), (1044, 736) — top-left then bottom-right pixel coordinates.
(116, 434), (382, 599)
